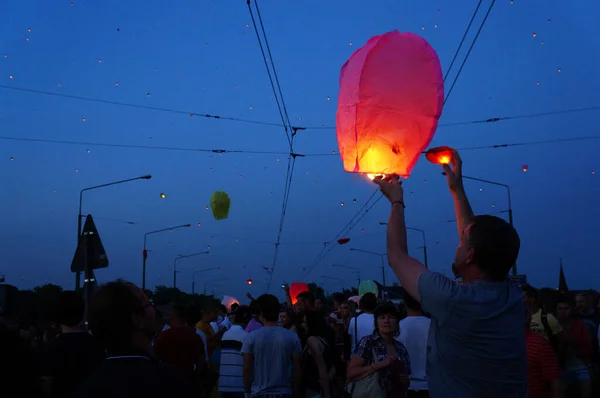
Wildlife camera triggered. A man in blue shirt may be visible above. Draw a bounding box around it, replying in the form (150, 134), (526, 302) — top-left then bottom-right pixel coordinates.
(242, 294), (302, 398)
(374, 151), (526, 398)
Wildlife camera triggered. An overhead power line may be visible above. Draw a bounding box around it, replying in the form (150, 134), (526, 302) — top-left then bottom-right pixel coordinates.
(0, 84), (282, 128)
(443, 0), (484, 82)
(0, 135), (289, 155)
(3, 84), (600, 134)
(2, 134), (599, 157)
(302, 189), (384, 277)
(444, 0), (497, 105)
(247, 0), (298, 292)
(301, 105), (600, 131)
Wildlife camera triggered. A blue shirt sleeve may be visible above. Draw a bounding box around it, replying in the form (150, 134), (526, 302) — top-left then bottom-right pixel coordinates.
(418, 270), (460, 323)
(292, 334), (302, 354)
(241, 331), (254, 354)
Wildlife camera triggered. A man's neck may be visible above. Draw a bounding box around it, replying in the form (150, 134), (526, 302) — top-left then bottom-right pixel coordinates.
(61, 325), (85, 334)
(406, 309), (423, 317)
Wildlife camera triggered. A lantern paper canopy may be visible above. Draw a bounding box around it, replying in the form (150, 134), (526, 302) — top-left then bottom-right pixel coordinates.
(210, 191), (231, 220)
(336, 30), (444, 177)
(359, 280), (379, 298)
(221, 296), (239, 311)
(289, 282), (309, 305)
(425, 146), (454, 165)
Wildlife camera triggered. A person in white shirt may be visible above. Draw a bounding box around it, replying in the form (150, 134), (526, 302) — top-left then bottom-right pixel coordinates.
(219, 305), (251, 398)
(347, 293), (378, 353)
(398, 288), (431, 398)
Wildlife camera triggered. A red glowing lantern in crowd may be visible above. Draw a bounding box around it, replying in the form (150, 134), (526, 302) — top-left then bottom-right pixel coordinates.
(336, 30), (444, 178)
(221, 296), (239, 311)
(289, 282), (309, 305)
(425, 146), (454, 165)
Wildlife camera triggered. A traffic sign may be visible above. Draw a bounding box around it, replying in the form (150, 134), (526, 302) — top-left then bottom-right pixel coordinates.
(510, 274), (528, 286)
(70, 215), (109, 272)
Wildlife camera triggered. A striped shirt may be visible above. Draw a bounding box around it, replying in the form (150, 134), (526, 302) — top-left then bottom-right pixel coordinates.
(526, 329), (561, 398)
(219, 325), (247, 392)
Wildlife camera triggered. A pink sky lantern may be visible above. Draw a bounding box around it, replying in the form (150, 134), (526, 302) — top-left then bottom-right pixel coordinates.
(336, 30), (444, 178)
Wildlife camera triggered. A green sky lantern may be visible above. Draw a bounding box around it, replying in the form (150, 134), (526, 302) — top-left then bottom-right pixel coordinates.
(210, 191), (231, 220)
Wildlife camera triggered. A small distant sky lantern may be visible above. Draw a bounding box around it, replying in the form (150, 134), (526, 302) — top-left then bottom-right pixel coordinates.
(247, 279), (253, 285)
(290, 282), (309, 305)
(210, 191), (231, 220)
(425, 146), (455, 165)
(337, 237), (350, 245)
(522, 164), (528, 172)
(336, 30), (444, 179)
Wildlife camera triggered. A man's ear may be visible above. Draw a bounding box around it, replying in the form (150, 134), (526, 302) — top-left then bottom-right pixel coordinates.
(132, 313), (144, 329)
(466, 247), (476, 265)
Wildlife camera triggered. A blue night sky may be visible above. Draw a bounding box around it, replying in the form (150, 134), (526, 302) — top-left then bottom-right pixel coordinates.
(1, 0), (599, 302)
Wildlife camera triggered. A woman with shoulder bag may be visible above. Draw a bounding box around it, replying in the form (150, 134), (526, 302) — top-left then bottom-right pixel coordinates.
(346, 304), (411, 398)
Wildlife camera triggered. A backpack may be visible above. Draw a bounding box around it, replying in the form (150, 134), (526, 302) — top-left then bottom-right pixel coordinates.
(540, 311), (565, 366)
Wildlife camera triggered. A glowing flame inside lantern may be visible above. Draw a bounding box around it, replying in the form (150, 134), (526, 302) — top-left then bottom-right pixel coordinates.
(367, 173), (385, 181)
(425, 146), (455, 165)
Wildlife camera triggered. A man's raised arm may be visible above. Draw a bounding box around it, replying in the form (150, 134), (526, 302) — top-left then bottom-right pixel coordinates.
(443, 151), (474, 238)
(374, 176), (426, 302)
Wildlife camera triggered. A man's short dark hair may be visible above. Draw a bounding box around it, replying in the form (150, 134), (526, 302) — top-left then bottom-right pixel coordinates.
(230, 303), (240, 312)
(256, 294), (280, 322)
(234, 305), (252, 325)
(55, 290), (84, 327)
(186, 305), (202, 326)
(297, 291), (315, 303)
(89, 281), (144, 352)
(249, 300), (260, 316)
(171, 304), (186, 322)
(332, 293), (345, 305)
(521, 284), (538, 301)
(468, 215), (520, 281)
(400, 288), (421, 312)
(359, 293), (378, 312)
(556, 296), (571, 306)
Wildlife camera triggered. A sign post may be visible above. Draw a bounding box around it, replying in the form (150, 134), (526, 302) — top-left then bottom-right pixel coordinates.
(70, 215), (109, 324)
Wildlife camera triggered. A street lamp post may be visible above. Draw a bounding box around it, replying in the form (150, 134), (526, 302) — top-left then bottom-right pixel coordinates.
(349, 248), (387, 288)
(76, 175), (152, 290)
(321, 275), (344, 292)
(443, 173), (516, 275)
(192, 267), (221, 294)
(460, 175), (514, 228)
(332, 264), (361, 287)
(204, 278), (228, 295)
(407, 227), (428, 268)
(142, 224), (191, 290)
(379, 222), (428, 268)
(173, 251), (210, 289)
